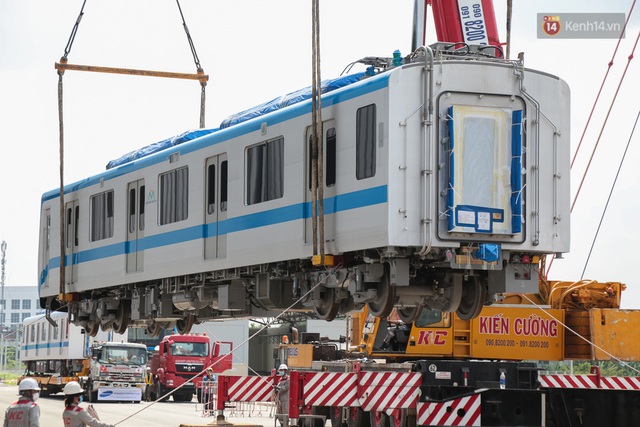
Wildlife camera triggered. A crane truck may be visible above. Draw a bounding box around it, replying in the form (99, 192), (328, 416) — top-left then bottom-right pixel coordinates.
(264, 277), (640, 427)
(213, 1), (640, 426)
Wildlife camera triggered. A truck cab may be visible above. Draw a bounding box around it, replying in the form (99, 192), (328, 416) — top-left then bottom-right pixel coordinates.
(85, 342), (148, 402)
(150, 334), (232, 402)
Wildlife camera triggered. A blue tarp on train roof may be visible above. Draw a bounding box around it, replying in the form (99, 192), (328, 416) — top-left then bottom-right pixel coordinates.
(106, 128), (219, 169)
(106, 71), (365, 169)
(219, 72), (366, 129)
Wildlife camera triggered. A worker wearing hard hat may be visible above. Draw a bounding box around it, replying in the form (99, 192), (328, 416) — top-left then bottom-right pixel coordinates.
(61, 382), (114, 427)
(274, 363), (290, 425)
(3, 378), (40, 426)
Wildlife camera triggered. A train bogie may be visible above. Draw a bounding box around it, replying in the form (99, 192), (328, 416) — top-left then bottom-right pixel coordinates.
(38, 47), (570, 333)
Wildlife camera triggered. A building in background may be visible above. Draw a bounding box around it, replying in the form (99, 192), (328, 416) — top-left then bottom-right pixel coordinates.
(1, 286), (41, 332)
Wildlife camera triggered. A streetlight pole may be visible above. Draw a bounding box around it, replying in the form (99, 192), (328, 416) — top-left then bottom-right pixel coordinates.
(0, 241), (6, 372)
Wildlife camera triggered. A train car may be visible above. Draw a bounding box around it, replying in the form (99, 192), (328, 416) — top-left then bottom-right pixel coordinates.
(20, 311), (127, 395)
(38, 45), (570, 336)
(21, 311), (125, 363)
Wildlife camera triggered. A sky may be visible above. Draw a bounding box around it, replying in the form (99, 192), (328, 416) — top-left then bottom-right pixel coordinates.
(1, 1), (639, 307)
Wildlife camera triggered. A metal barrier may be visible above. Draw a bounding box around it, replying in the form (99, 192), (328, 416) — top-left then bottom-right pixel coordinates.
(216, 374), (278, 420)
(197, 381), (218, 417)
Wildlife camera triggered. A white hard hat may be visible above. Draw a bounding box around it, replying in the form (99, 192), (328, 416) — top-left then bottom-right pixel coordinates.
(63, 381), (84, 395)
(278, 364), (288, 371)
(18, 378), (40, 392)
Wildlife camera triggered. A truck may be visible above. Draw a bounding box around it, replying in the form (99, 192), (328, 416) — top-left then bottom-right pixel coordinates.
(148, 333), (232, 402)
(20, 311), (147, 402)
(212, 2), (640, 424)
(261, 278), (640, 427)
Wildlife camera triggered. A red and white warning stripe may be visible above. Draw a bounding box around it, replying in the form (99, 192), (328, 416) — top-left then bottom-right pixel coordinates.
(303, 372), (358, 407)
(417, 394), (481, 427)
(227, 375), (274, 402)
(600, 376), (640, 390)
(539, 374), (600, 389)
(540, 374), (640, 390)
(358, 371), (422, 412)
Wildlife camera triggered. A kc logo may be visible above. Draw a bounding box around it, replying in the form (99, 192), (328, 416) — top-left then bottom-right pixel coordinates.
(9, 412), (23, 420)
(417, 330), (448, 346)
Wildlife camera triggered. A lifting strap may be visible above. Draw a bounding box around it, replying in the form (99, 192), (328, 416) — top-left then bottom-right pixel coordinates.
(55, 0), (208, 303)
(311, 0), (325, 263)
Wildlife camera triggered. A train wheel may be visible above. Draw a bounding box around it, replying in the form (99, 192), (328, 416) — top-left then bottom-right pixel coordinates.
(369, 410), (389, 427)
(456, 277), (486, 320)
(367, 269), (395, 318)
(113, 300), (131, 334)
(86, 319), (100, 337)
(397, 306), (422, 323)
(314, 286), (339, 321)
(176, 314), (196, 334)
(146, 321), (163, 338)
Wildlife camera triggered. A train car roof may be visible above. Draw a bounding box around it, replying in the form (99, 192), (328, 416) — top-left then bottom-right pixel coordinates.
(41, 70), (387, 204)
(22, 310), (67, 325)
(104, 72), (365, 170)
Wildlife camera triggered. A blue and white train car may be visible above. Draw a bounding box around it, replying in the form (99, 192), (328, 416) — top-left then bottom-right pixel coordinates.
(38, 46), (570, 335)
(21, 311), (126, 362)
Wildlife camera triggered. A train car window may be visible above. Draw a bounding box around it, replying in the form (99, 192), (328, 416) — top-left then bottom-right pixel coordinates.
(356, 104), (376, 179)
(307, 128), (337, 189)
(46, 212), (51, 250)
(75, 205), (80, 246)
(53, 320), (59, 340)
(307, 135), (314, 190)
(139, 185), (146, 231)
(220, 160), (228, 212)
(326, 127), (336, 187)
(30, 324), (35, 342)
(90, 190), (115, 241)
(246, 137), (284, 205)
(207, 163), (216, 214)
(66, 207), (73, 248)
(129, 188), (136, 233)
(159, 167), (189, 225)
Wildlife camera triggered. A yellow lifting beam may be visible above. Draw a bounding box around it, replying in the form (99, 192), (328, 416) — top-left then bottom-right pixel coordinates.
(54, 60), (209, 84)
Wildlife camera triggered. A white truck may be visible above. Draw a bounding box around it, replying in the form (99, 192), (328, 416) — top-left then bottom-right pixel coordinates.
(20, 311), (146, 402)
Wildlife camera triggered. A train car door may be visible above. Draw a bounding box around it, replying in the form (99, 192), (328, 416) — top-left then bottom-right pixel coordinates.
(64, 200), (79, 286)
(126, 180), (145, 273)
(204, 154), (228, 260)
(35, 324), (40, 357)
(305, 120), (336, 249)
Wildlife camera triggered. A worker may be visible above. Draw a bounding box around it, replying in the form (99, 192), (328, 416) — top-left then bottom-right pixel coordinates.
(274, 363), (290, 426)
(380, 319), (408, 351)
(62, 382), (114, 427)
(144, 368), (153, 402)
(4, 378), (40, 427)
(202, 368), (217, 414)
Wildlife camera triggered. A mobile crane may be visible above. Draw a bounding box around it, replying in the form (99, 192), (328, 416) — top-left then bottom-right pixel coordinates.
(213, 1), (640, 426)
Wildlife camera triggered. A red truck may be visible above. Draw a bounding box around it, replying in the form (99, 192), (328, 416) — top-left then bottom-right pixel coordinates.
(149, 334), (232, 402)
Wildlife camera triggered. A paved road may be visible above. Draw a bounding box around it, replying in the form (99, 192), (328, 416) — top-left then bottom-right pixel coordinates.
(0, 384), (276, 426)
